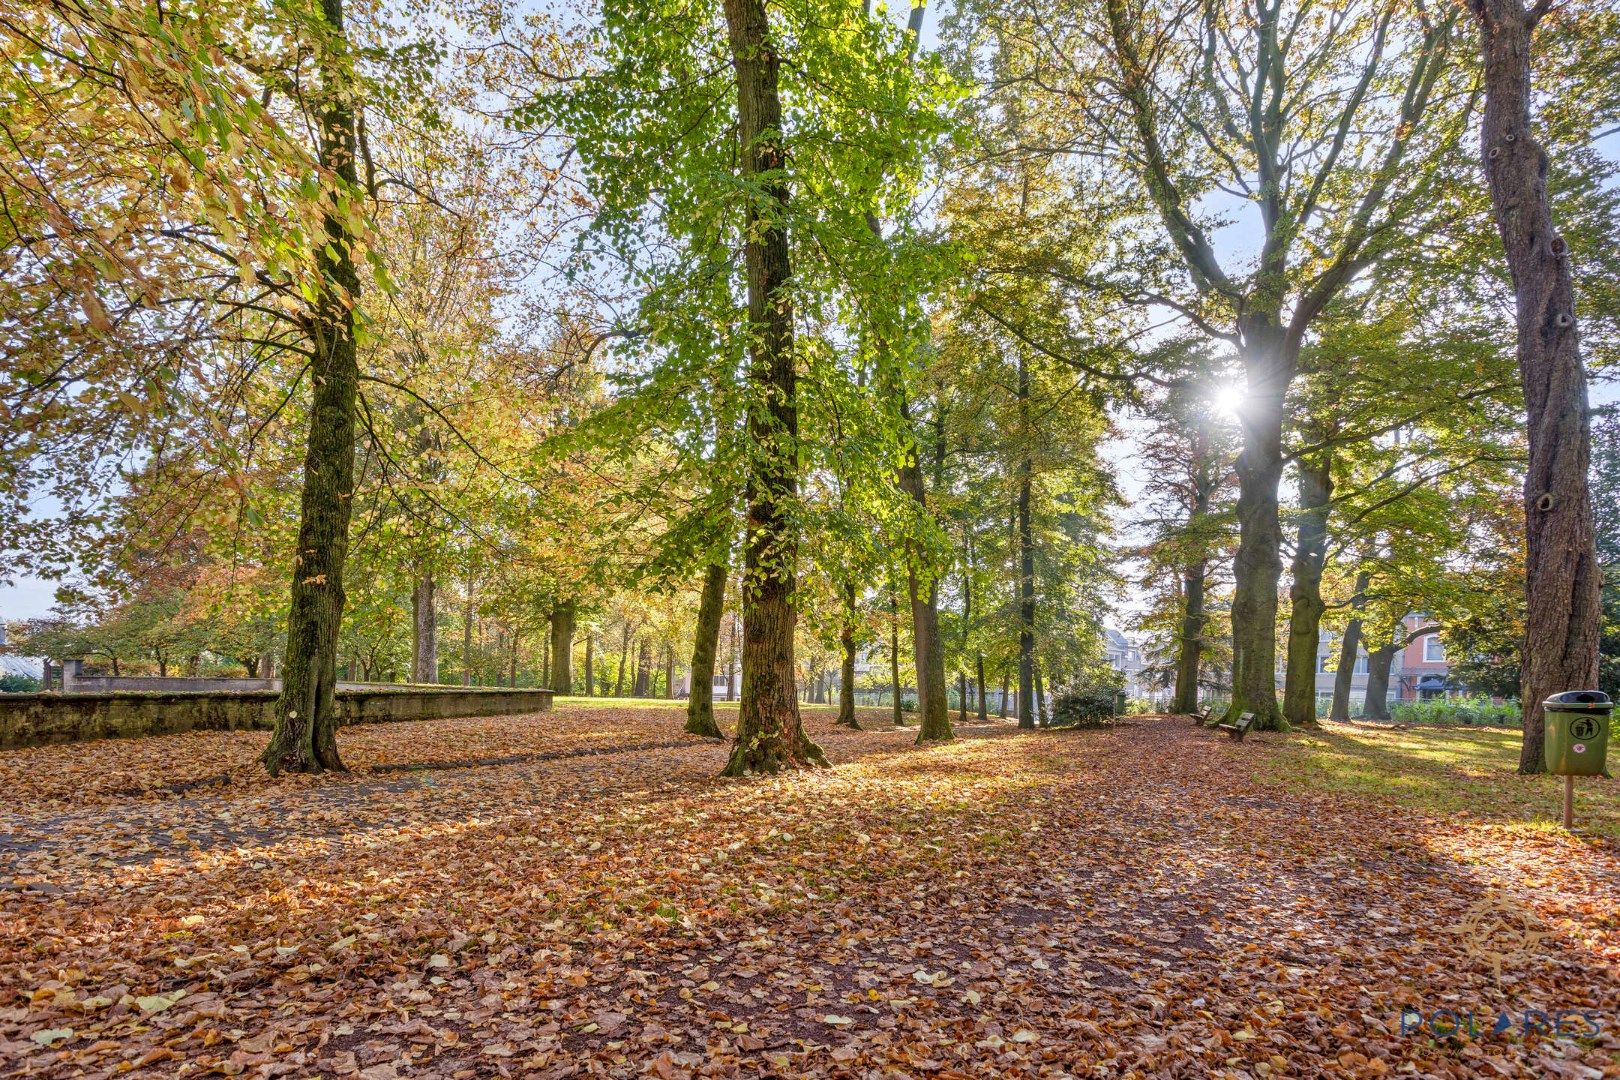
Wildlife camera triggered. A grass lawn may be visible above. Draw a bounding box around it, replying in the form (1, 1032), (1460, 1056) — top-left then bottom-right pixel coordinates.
(1248, 719), (1620, 840)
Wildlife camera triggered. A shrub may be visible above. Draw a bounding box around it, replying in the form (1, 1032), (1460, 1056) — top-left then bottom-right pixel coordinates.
(1390, 697), (1520, 727)
(0, 673), (42, 693)
(1050, 688), (1116, 728)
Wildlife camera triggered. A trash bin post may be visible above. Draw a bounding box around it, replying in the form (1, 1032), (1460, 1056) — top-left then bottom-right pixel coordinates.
(1542, 691), (1612, 830)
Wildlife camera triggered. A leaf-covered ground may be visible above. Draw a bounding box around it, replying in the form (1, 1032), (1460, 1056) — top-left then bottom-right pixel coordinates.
(1, 706), (1617, 1078)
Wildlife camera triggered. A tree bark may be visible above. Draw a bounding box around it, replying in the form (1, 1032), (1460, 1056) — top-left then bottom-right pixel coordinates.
(461, 571), (474, 686)
(837, 581), (858, 727)
(1226, 328), (1289, 731)
(999, 668), (1009, 718)
(615, 622), (630, 697)
(976, 653), (988, 723)
(1330, 570), (1370, 722)
(583, 632), (594, 697)
(411, 572), (437, 684)
(1362, 644), (1395, 722)
(687, 562), (727, 737)
(549, 600), (575, 694)
(263, 0), (359, 776)
(633, 637), (651, 697)
(1474, 0), (1603, 774)
(899, 460), (953, 743)
(1282, 454), (1333, 728)
(890, 587), (903, 727)
(1017, 455), (1036, 729)
(719, 0), (824, 775)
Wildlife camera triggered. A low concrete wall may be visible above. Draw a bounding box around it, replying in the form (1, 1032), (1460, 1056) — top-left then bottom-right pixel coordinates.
(0, 686), (554, 750)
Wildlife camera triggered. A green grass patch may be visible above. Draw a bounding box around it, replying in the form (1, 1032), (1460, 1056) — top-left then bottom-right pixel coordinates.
(1253, 721), (1620, 839)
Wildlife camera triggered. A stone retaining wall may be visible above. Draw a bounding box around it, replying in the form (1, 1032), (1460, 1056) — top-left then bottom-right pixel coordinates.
(0, 687), (555, 749)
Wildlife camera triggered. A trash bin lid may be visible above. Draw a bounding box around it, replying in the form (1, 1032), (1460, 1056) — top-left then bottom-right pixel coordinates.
(1543, 690), (1611, 708)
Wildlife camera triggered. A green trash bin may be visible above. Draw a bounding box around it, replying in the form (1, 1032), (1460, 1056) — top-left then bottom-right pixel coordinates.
(1543, 691), (1611, 777)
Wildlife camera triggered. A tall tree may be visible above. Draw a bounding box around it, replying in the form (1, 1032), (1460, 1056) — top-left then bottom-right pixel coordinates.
(1472, 0), (1602, 773)
(262, 0), (364, 775)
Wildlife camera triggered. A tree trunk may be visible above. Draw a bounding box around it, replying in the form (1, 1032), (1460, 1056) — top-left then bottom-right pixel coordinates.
(411, 572), (437, 684)
(584, 632), (594, 697)
(976, 653), (988, 723)
(1034, 664), (1046, 726)
(1330, 570), (1370, 722)
(615, 622), (630, 697)
(1017, 455), (1036, 730)
(719, 0), (824, 775)
(1172, 559), (1207, 716)
(461, 572), (474, 687)
(890, 587), (903, 727)
(899, 459), (953, 744)
(510, 628), (519, 687)
(1226, 339), (1289, 732)
(1282, 454), (1333, 728)
(1475, 0), (1603, 774)
(837, 582), (858, 727)
(687, 562), (726, 737)
(664, 645), (675, 699)
(1362, 634), (1397, 721)
(549, 600), (575, 694)
(999, 668), (1009, 718)
(633, 638), (651, 697)
(263, 0), (359, 776)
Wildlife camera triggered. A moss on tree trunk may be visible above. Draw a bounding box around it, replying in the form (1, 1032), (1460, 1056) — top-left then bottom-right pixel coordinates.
(262, 0), (360, 777)
(719, 0), (824, 776)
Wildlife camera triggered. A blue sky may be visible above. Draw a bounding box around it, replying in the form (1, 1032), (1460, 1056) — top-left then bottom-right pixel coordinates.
(3, 5), (1616, 628)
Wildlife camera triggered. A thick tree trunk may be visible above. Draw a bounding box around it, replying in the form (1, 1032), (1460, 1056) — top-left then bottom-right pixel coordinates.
(687, 562), (727, 737)
(411, 573), (437, 683)
(1330, 570), (1370, 722)
(1283, 455), (1333, 728)
(1226, 343), (1289, 731)
(549, 600), (575, 694)
(720, 0), (824, 775)
(899, 460), (953, 744)
(263, 0), (359, 776)
(1475, 0), (1603, 774)
(1362, 638), (1396, 722)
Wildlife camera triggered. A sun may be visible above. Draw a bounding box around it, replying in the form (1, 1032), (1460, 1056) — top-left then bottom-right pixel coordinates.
(1211, 384), (1247, 418)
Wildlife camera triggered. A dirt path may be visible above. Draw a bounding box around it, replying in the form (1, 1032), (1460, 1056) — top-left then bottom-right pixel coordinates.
(1, 709), (1616, 1077)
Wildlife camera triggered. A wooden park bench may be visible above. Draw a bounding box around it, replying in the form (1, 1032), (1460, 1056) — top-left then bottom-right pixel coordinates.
(1216, 712), (1255, 742)
(1191, 709), (1210, 726)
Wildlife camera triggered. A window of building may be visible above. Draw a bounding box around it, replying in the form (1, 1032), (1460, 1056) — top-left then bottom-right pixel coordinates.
(1423, 635), (1444, 663)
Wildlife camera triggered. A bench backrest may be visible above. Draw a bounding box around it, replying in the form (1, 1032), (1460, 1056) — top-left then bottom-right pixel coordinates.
(1236, 712), (1255, 730)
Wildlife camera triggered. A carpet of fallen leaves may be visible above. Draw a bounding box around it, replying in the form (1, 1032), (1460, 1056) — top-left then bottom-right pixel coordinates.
(1, 707), (1617, 1078)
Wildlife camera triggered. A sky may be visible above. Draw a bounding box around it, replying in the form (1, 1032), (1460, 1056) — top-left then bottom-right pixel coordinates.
(2, 7), (1617, 637)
